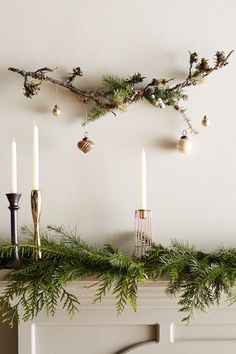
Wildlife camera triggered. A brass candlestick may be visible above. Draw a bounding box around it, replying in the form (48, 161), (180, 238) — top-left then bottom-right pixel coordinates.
(31, 190), (42, 260)
(134, 209), (152, 259)
(5, 193), (22, 269)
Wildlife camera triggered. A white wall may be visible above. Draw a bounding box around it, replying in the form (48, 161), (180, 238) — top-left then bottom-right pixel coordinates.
(0, 0), (235, 250)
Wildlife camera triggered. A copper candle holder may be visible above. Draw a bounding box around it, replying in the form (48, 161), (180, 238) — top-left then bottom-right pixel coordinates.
(5, 193), (21, 269)
(134, 209), (152, 258)
(31, 190), (42, 260)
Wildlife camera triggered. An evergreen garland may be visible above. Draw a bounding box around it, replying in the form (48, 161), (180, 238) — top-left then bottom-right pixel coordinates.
(8, 50), (233, 134)
(1, 226), (236, 327)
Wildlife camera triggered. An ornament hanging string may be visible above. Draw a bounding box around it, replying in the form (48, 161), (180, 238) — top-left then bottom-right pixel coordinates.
(201, 83), (210, 127)
(52, 82), (61, 117)
(55, 84), (58, 105)
(203, 83), (208, 116)
(77, 104), (95, 153)
(84, 105), (88, 130)
(84, 107), (89, 141)
(83, 104), (89, 138)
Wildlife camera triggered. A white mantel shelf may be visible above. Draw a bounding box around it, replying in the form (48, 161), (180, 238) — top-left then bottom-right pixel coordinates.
(0, 270), (233, 309)
(66, 278), (179, 310)
(0, 269), (176, 307)
(2, 271), (236, 353)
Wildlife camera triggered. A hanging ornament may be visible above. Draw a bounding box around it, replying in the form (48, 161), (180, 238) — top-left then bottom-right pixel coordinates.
(52, 104), (61, 117)
(77, 107), (94, 153)
(77, 132), (94, 153)
(52, 84), (61, 117)
(201, 115), (210, 127)
(155, 97), (165, 109)
(176, 130), (192, 153)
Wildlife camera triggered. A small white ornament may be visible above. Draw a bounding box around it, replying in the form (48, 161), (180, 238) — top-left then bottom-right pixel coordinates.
(157, 98), (165, 109)
(201, 115), (210, 127)
(52, 104), (61, 117)
(150, 94), (155, 99)
(176, 130), (192, 153)
(159, 102), (166, 109)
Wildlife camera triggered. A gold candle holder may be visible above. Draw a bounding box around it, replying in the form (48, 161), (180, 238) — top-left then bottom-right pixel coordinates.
(31, 190), (42, 260)
(134, 209), (152, 259)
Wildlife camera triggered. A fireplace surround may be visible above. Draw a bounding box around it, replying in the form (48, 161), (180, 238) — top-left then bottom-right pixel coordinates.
(1, 274), (236, 354)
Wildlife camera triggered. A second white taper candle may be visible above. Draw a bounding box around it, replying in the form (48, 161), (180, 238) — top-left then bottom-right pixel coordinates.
(141, 149), (147, 210)
(11, 139), (17, 193)
(33, 122), (39, 190)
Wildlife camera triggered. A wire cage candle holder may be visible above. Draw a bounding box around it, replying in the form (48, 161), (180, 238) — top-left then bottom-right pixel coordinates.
(134, 209), (152, 258)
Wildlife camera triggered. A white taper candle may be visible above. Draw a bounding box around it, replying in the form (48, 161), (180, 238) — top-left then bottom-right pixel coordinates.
(33, 122), (39, 190)
(11, 139), (17, 193)
(141, 149), (147, 210)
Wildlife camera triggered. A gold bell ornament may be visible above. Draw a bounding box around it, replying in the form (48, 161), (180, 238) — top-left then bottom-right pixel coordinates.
(77, 132), (94, 153)
(52, 104), (61, 117)
(176, 130), (192, 153)
(201, 115), (210, 127)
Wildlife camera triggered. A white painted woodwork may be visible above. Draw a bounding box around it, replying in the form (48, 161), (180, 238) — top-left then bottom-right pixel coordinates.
(1, 279), (234, 354)
(1, 273), (236, 353)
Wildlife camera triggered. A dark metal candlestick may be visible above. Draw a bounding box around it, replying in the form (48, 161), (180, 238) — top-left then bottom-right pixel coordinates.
(31, 190), (42, 260)
(5, 193), (22, 269)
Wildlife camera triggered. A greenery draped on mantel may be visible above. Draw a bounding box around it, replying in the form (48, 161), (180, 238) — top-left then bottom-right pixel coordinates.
(8, 50), (233, 134)
(1, 225), (236, 327)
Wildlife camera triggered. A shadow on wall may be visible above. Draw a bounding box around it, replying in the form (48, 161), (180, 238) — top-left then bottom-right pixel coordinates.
(0, 308), (18, 354)
(156, 137), (177, 150)
(111, 232), (134, 256)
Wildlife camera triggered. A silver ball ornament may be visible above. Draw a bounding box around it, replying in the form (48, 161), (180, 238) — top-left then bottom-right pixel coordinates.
(52, 104), (61, 117)
(176, 130), (192, 153)
(201, 115), (210, 127)
(159, 102), (166, 109)
(157, 98), (165, 109)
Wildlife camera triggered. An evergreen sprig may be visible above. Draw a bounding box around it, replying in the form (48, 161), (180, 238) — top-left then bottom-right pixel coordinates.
(1, 227), (236, 327)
